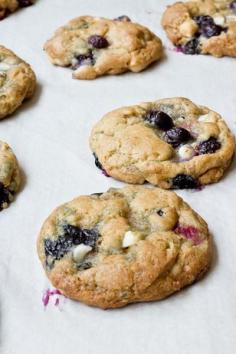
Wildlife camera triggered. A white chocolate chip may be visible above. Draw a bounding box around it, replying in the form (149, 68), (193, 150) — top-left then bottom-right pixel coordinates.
(178, 145), (195, 160)
(213, 15), (225, 26)
(122, 231), (142, 248)
(0, 63), (10, 71)
(72, 244), (92, 263)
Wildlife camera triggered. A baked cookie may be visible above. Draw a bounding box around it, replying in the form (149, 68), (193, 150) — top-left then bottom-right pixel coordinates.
(0, 46), (36, 120)
(90, 97), (235, 189)
(44, 15), (163, 80)
(0, 0), (34, 20)
(161, 0), (236, 57)
(37, 186), (212, 309)
(0, 140), (21, 211)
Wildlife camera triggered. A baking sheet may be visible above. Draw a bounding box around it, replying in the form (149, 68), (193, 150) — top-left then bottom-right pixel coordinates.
(1, 0), (236, 353)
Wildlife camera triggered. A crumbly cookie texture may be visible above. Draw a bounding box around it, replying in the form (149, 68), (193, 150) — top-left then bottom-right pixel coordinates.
(0, 141), (21, 211)
(44, 15), (163, 80)
(90, 97), (235, 189)
(37, 186), (212, 309)
(0, 46), (36, 119)
(161, 0), (236, 57)
(0, 0), (34, 20)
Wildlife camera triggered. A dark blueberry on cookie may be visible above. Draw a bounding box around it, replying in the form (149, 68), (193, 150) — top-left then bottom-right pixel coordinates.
(114, 15), (131, 22)
(44, 236), (73, 260)
(157, 209), (164, 216)
(193, 15), (214, 27)
(193, 15), (224, 38)
(230, 0), (236, 10)
(93, 153), (103, 170)
(72, 51), (94, 69)
(165, 127), (192, 147)
(63, 224), (99, 249)
(172, 174), (197, 189)
(144, 110), (174, 131)
(88, 35), (109, 49)
(181, 38), (200, 55)
(17, 0), (33, 7)
(197, 137), (221, 155)
(0, 182), (11, 210)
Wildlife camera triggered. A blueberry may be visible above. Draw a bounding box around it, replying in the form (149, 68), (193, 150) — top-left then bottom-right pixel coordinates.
(88, 35), (109, 49)
(193, 15), (214, 26)
(93, 153), (103, 170)
(172, 174), (197, 189)
(0, 182), (11, 210)
(44, 225), (99, 264)
(17, 0), (33, 7)
(114, 15), (131, 22)
(197, 137), (221, 155)
(144, 110), (174, 131)
(165, 127), (192, 148)
(72, 51), (94, 69)
(230, 0), (236, 10)
(181, 38), (200, 55)
(193, 15), (224, 38)
(157, 209), (164, 216)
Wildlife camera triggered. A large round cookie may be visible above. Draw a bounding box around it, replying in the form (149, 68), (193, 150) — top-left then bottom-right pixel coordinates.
(90, 97), (235, 189)
(161, 0), (236, 57)
(0, 140), (21, 211)
(44, 15), (163, 80)
(37, 186), (212, 309)
(0, 46), (36, 119)
(0, 0), (34, 20)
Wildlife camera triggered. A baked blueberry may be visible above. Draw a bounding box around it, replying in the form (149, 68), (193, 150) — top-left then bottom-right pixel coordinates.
(93, 153), (103, 170)
(144, 110), (174, 131)
(157, 209), (164, 216)
(181, 38), (200, 55)
(172, 174), (197, 189)
(230, 1), (236, 10)
(165, 127), (192, 147)
(193, 15), (214, 27)
(193, 15), (224, 38)
(44, 236), (73, 261)
(114, 15), (131, 22)
(17, 0), (33, 7)
(0, 182), (11, 210)
(88, 35), (109, 49)
(197, 137), (221, 155)
(72, 51), (94, 69)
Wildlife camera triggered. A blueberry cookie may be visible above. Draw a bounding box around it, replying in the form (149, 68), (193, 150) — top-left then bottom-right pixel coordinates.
(0, 141), (21, 211)
(0, 0), (34, 20)
(0, 46), (36, 120)
(90, 97), (235, 189)
(44, 16), (163, 80)
(162, 0), (236, 57)
(37, 186), (212, 309)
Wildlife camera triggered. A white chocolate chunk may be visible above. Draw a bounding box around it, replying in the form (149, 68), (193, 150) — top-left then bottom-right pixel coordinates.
(0, 63), (10, 71)
(198, 114), (211, 122)
(122, 231), (142, 248)
(213, 15), (225, 26)
(73, 244), (92, 263)
(178, 145), (195, 160)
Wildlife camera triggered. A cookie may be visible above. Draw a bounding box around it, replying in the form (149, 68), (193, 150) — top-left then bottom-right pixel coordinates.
(161, 0), (236, 57)
(90, 97), (235, 189)
(37, 185), (212, 309)
(0, 46), (36, 120)
(0, 140), (21, 211)
(0, 0), (34, 20)
(44, 15), (163, 80)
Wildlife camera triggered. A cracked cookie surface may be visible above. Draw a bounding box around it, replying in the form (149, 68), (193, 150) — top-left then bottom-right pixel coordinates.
(90, 97), (235, 189)
(0, 0), (34, 20)
(37, 185), (212, 309)
(0, 140), (21, 211)
(44, 15), (163, 80)
(0, 46), (36, 119)
(162, 0), (236, 57)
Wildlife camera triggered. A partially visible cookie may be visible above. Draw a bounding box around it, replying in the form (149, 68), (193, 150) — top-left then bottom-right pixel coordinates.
(0, 46), (36, 119)
(37, 185), (212, 309)
(162, 0), (236, 57)
(44, 15), (163, 80)
(90, 97), (235, 189)
(0, 0), (34, 20)
(0, 140), (21, 211)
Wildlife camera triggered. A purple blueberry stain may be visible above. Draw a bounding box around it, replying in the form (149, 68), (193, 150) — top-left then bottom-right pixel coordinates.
(174, 224), (203, 245)
(88, 35), (109, 49)
(197, 137), (221, 155)
(165, 127), (192, 148)
(42, 288), (63, 309)
(172, 174), (198, 189)
(230, 0), (236, 10)
(144, 110), (174, 131)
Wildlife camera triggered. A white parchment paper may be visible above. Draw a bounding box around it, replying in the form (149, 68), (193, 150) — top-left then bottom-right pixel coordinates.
(1, 1), (236, 353)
